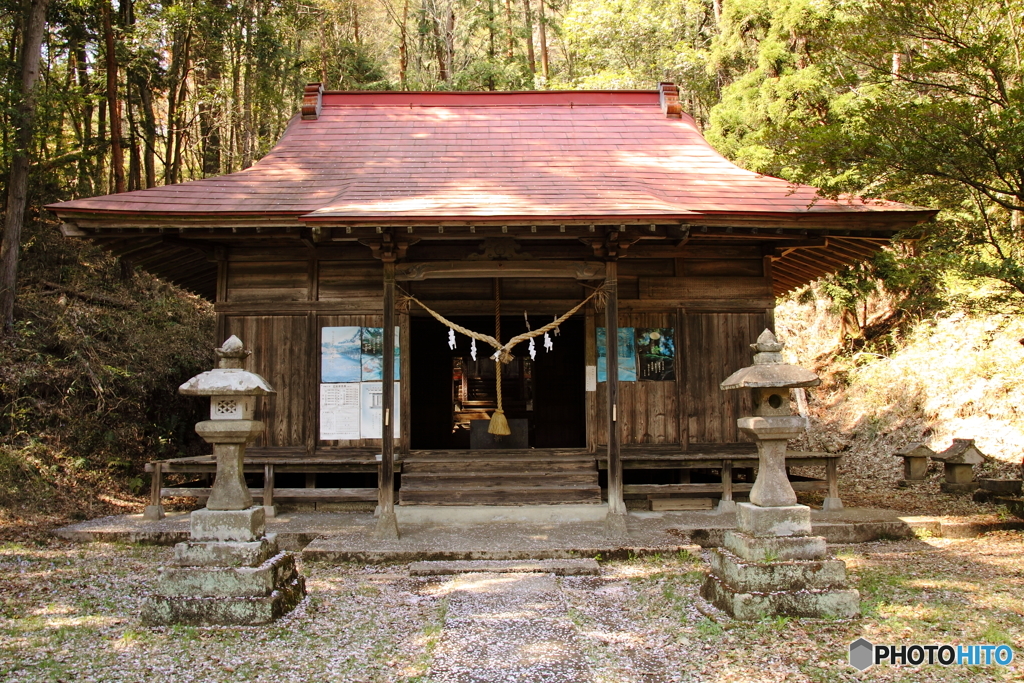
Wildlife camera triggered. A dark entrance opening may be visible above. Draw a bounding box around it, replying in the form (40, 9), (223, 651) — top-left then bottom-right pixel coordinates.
(411, 315), (586, 449)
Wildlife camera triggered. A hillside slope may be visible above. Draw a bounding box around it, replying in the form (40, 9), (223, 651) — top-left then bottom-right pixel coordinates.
(777, 293), (1024, 514)
(0, 217), (215, 540)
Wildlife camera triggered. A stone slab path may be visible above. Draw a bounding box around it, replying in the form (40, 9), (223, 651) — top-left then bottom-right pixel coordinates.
(428, 571), (594, 683)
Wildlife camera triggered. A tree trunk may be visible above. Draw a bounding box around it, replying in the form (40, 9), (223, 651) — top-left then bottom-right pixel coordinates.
(504, 0), (514, 59)
(399, 0), (409, 88)
(0, 0), (49, 334)
(102, 0), (126, 194)
(136, 77), (157, 187)
(537, 0), (548, 80)
(200, 0), (226, 177)
(487, 0), (495, 89)
(523, 0), (535, 76)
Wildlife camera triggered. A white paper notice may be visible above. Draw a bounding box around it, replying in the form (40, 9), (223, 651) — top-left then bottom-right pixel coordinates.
(585, 365), (597, 392)
(359, 381), (400, 440)
(320, 383), (360, 440)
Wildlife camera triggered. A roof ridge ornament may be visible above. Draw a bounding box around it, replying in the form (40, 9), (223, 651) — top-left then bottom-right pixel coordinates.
(658, 82), (682, 119)
(302, 82), (324, 120)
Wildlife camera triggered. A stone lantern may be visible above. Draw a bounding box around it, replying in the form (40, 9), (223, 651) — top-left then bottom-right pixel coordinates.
(179, 335), (272, 513)
(701, 330), (859, 619)
(142, 336), (305, 625)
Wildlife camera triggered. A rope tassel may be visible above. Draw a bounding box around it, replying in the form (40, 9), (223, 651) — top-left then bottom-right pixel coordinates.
(489, 279), (511, 436)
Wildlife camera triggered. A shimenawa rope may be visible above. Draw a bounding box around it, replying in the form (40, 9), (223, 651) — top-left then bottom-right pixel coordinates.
(397, 284), (606, 436)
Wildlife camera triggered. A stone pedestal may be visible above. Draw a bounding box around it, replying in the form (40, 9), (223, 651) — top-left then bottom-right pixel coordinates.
(702, 503), (859, 620)
(142, 507), (305, 625)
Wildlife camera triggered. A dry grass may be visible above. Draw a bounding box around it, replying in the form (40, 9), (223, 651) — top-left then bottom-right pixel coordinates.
(777, 294), (1024, 516)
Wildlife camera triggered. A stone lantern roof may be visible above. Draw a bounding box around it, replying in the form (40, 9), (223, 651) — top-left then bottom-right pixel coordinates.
(178, 336), (275, 396)
(720, 330), (821, 390)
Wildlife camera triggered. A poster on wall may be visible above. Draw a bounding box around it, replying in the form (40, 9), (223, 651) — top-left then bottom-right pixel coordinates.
(635, 328), (676, 381)
(321, 327), (362, 383)
(359, 381), (401, 439)
(596, 327), (637, 382)
(319, 383), (360, 440)
(321, 326), (402, 441)
(358, 327), (402, 381)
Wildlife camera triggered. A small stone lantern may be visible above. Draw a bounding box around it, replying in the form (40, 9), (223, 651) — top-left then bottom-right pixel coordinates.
(933, 438), (988, 494)
(701, 330), (859, 619)
(142, 336), (305, 625)
(896, 442), (935, 486)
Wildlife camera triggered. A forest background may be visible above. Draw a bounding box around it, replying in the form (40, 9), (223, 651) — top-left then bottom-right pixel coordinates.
(1, 0), (1023, 533)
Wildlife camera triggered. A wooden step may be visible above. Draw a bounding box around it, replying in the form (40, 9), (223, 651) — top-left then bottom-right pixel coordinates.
(400, 486), (602, 505)
(401, 473), (599, 488)
(402, 459), (596, 474)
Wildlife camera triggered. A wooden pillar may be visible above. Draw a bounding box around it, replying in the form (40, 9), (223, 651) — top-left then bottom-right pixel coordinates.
(605, 259), (627, 523)
(143, 461), (164, 520)
(150, 462), (162, 507)
(376, 260), (400, 539)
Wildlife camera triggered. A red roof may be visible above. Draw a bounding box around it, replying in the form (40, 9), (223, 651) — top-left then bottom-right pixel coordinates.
(48, 89), (928, 225)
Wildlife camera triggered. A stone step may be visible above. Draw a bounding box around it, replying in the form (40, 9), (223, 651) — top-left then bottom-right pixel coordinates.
(409, 559), (600, 576)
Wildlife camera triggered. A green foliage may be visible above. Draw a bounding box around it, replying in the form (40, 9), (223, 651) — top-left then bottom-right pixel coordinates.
(559, 0), (718, 119)
(706, 0), (1024, 307)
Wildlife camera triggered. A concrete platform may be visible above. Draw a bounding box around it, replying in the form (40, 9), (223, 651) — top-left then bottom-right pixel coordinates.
(53, 507), (1024, 563)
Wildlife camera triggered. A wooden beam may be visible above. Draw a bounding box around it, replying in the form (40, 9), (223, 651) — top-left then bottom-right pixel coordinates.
(396, 260), (605, 281)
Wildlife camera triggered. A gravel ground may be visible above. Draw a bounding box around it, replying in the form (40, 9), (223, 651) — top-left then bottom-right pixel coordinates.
(2, 532), (1023, 682)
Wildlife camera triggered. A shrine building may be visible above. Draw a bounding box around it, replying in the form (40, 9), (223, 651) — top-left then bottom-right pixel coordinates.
(48, 84), (934, 528)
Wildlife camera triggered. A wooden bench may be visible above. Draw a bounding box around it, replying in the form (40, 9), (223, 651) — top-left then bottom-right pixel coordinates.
(146, 447), (392, 510)
(597, 443), (842, 508)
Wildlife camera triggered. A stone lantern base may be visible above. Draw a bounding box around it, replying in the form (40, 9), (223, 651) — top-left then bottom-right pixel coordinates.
(701, 503), (859, 620)
(142, 507), (305, 626)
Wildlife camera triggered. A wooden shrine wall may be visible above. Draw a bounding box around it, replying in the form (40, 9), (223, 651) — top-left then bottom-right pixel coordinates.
(216, 243), (775, 451)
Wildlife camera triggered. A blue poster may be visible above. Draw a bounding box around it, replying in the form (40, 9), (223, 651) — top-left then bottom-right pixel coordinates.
(359, 327), (401, 381)
(596, 327), (637, 382)
(361, 327), (384, 381)
(321, 327), (362, 383)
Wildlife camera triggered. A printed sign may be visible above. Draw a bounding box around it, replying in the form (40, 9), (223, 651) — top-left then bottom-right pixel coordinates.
(359, 381), (400, 440)
(319, 383), (360, 440)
